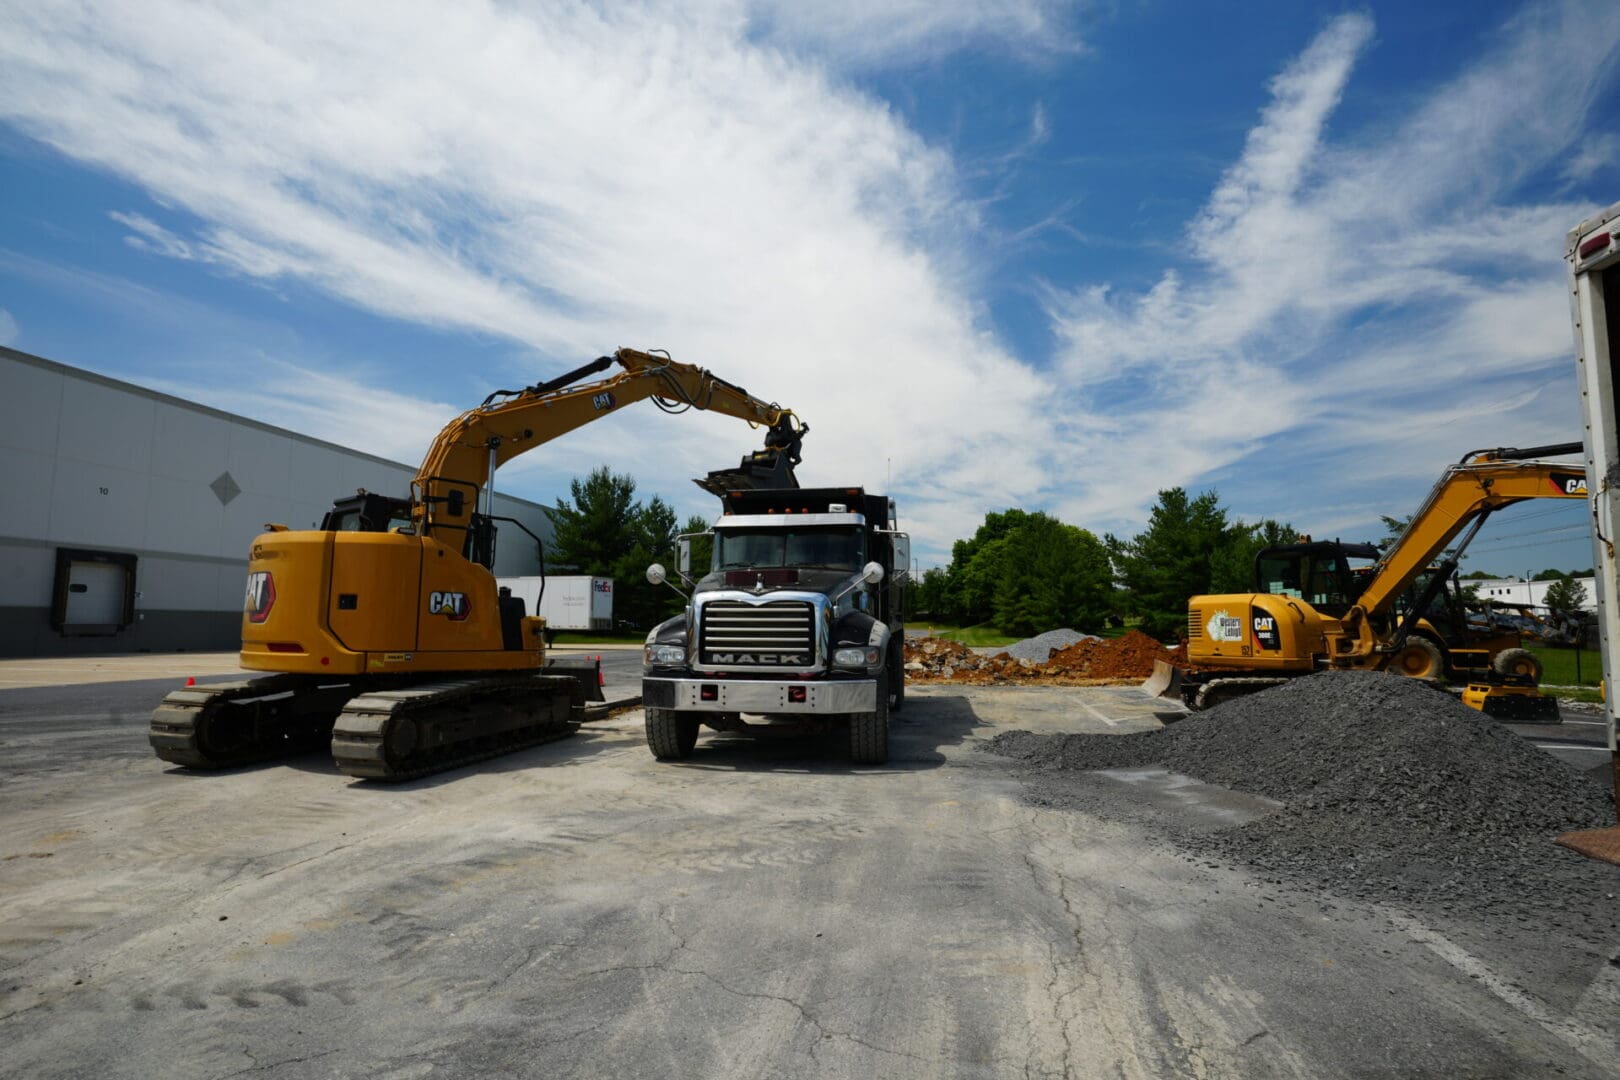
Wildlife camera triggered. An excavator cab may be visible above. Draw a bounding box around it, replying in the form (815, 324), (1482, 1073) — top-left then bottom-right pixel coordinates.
(1253, 541), (1380, 617)
(321, 491), (414, 533)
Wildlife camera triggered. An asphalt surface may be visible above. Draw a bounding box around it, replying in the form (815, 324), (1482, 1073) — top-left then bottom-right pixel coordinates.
(1, 671), (1617, 1078)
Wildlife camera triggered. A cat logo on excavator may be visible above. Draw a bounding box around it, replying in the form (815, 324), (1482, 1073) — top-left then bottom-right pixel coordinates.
(428, 591), (470, 620)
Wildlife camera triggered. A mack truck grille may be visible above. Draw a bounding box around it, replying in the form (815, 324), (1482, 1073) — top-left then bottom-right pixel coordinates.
(699, 600), (816, 667)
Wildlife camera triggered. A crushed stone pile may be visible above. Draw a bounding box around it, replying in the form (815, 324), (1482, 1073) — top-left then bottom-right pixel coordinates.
(904, 629), (1184, 685)
(1003, 629), (1095, 662)
(987, 670), (1617, 922)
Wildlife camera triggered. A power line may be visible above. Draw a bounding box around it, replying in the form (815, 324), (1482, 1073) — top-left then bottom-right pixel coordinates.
(1463, 533), (1594, 556)
(1470, 522), (1593, 548)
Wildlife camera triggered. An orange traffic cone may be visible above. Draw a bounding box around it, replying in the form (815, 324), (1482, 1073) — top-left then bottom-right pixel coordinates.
(185, 676), (196, 687)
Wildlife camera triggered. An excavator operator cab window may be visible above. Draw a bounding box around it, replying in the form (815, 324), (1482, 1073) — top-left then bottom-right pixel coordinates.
(1255, 543), (1375, 616)
(321, 493), (413, 533)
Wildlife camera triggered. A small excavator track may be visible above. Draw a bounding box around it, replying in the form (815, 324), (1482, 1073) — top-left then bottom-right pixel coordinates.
(330, 674), (584, 781)
(1193, 677), (1292, 710)
(149, 676), (353, 769)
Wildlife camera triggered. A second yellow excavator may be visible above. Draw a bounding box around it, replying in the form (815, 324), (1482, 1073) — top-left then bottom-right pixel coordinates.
(1160, 442), (1588, 715)
(148, 348), (805, 780)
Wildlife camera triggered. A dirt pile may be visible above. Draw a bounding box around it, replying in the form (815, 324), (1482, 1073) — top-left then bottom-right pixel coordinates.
(904, 630), (1183, 685)
(987, 670), (1617, 921)
(1044, 631), (1183, 680)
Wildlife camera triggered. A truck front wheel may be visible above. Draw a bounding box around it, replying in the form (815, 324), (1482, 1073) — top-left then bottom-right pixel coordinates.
(645, 707), (700, 760)
(849, 672), (890, 765)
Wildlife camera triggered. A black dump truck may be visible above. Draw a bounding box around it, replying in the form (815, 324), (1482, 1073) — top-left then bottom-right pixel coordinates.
(640, 486), (910, 763)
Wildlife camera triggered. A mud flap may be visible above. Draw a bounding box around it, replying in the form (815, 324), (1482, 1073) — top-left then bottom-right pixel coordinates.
(543, 657), (606, 704)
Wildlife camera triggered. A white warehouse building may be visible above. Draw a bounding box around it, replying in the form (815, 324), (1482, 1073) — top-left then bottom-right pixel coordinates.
(0, 346), (555, 657)
(1471, 576), (1597, 610)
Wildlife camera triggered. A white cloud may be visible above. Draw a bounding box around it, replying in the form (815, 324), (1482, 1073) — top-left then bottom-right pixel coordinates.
(0, 306), (17, 345)
(0, 0), (1066, 555)
(1045, 2), (1620, 537)
(0, 0), (1616, 563)
(746, 0), (1081, 66)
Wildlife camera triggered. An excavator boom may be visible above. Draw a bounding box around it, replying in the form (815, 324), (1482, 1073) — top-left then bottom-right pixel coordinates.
(1339, 443), (1587, 658)
(414, 348), (804, 548)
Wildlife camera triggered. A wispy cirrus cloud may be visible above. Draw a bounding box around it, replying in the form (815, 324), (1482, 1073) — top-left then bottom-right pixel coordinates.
(0, 1), (1616, 562)
(1045, 2), (1620, 535)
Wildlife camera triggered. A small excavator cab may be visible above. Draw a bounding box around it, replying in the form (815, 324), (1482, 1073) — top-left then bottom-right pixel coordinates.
(1253, 542), (1380, 617)
(321, 492), (414, 533)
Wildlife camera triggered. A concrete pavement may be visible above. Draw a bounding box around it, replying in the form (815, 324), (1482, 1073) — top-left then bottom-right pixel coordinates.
(1, 679), (1616, 1078)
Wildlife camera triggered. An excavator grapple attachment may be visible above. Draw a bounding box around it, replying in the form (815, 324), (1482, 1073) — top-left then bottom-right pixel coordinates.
(695, 450), (798, 496)
(695, 415), (806, 496)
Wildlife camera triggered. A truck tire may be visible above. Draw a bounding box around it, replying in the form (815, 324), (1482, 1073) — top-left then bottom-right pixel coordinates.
(888, 640), (906, 713)
(849, 672), (890, 765)
(1389, 636), (1445, 680)
(645, 707), (699, 760)
(1492, 647), (1543, 682)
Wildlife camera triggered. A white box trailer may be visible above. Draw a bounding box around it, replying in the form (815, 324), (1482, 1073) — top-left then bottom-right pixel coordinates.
(499, 575), (613, 636)
(1562, 202), (1620, 860)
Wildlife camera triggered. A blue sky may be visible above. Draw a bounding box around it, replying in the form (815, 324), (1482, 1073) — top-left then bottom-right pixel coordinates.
(1, 0), (1617, 576)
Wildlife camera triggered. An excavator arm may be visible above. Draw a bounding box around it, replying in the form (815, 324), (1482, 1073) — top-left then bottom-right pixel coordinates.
(410, 347), (804, 548)
(1335, 442), (1589, 661)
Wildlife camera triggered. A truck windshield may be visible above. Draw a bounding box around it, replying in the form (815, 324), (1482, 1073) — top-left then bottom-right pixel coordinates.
(713, 527), (865, 571)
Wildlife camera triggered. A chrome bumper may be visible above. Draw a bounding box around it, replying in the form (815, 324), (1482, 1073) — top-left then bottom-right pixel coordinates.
(642, 677), (877, 714)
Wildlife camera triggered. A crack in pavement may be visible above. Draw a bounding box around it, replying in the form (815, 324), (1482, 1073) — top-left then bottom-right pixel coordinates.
(218, 1047), (338, 1079)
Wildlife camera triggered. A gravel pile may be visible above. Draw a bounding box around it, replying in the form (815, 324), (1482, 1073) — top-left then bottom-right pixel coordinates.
(1003, 629), (1095, 662)
(988, 670), (1618, 923)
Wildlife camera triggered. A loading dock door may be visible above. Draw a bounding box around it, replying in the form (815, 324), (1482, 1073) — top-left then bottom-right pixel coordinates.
(51, 548), (137, 636)
(65, 562), (126, 625)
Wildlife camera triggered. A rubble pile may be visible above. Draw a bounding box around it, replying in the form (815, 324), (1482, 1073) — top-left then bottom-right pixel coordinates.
(988, 670), (1617, 921)
(1003, 629), (1094, 662)
(903, 630), (1183, 685)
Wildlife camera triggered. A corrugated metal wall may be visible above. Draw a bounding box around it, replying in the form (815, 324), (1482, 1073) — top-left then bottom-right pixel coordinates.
(0, 346), (555, 656)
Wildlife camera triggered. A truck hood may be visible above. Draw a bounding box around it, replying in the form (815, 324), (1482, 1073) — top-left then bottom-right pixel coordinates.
(693, 568), (855, 597)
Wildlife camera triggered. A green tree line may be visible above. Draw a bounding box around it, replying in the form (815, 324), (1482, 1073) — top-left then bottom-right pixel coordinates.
(912, 489), (1293, 640)
(545, 468), (1304, 641)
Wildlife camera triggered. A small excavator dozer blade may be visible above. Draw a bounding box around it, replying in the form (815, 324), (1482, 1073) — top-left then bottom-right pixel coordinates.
(1462, 679), (1561, 723)
(543, 656), (606, 704)
(1142, 659), (1185, 699)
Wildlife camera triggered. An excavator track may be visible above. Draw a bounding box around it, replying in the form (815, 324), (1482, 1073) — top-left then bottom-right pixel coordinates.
(330, 674), (583, 781)
(1193, 677), (1292, 710)
(149, 675), (353, 769)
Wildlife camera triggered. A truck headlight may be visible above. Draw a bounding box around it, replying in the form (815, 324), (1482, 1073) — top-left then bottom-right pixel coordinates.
(833, 646), (881, 668)
(645, 644), (686, 666)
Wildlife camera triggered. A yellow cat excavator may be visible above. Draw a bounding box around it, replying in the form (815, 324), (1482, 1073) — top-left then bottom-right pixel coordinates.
(1159, 443), (1587, 714)
(148, 348), (805, 780)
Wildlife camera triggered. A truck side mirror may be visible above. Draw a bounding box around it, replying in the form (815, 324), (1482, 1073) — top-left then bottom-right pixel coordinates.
(861, 561), (885, 585)
(677, 537), (691, 576)
(647, 563), (667, 585)
(891, 534), (910, 582)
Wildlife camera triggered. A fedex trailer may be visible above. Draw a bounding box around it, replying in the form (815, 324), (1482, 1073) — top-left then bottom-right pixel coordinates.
(498, 575), (613, 637)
